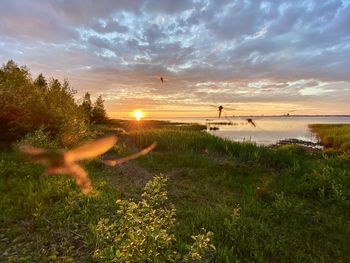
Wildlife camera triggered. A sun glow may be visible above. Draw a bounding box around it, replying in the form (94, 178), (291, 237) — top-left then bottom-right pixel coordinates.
(133, 110), (143, 121)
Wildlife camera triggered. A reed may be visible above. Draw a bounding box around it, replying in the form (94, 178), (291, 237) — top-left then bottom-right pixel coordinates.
(309, 124), (350, 153)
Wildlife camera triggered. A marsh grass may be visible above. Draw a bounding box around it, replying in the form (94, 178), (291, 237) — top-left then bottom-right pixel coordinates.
(309, 124), (350, 153)
(129, 128), (311, 169)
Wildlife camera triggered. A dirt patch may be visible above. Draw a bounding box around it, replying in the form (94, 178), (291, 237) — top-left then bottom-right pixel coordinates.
(108, 160), (154, 190)
(101, 135), (155, 196)
(166, 168), (189, 178)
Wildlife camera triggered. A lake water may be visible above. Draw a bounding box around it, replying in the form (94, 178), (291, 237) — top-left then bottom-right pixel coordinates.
(153, 116), (350, 145)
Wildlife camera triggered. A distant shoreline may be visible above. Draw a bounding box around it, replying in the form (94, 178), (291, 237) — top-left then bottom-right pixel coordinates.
(230, 115), (350, 118)
(117, 115), (350, 121)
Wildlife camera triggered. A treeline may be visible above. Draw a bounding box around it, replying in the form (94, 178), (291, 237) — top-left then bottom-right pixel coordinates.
(0, 60), (107, 146)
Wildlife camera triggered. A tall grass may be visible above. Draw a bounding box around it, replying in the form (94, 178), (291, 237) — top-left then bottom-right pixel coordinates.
(309, 124), (350, 152)
(129, 128), (311, 169)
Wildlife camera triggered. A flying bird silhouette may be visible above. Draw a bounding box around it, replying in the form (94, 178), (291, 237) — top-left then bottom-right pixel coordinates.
(19, 136), (118, 194)
(160, 76), (164, 84)
(218, 105), (223, 118)
(19, 136), (157, 194)
(19, 136), (117, 194)
(209, 105), (236, 118)
(246, 118), (256, 127)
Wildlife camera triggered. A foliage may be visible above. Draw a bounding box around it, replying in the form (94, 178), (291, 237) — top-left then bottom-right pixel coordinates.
(80, 92), (93, 122)
(93, 175), (215, 262)
(129, 128), (307, 169)
(183, 230), (215, 262)
(309, 124), (350, 153)
(33, 73), (47, 91)
(15, 127), (59, 149)
(91, 95), (108, 124)
(80, 93), (108, 124)
(0, 60), (89, 146)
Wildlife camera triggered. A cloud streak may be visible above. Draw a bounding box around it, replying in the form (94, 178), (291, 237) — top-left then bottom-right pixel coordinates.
(1, 0), (349, 117)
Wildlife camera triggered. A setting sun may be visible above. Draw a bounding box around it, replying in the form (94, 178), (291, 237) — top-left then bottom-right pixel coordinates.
(133, 110), (143, 121)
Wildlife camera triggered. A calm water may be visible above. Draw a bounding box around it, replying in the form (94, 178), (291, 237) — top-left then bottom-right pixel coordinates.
(153, 116), (350, 145)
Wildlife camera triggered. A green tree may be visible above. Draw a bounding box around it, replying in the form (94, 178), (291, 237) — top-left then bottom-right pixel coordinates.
(33, 73), (47, 90)
(81, 92), (93, 122)
(0, 60), (89, 145)
(91, 95), (107, 123)
(0, 60), (36, 141)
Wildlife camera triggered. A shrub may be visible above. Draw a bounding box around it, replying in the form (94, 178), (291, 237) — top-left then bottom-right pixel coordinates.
(15, 127), (59, 149)
(93, 175), (215, 262)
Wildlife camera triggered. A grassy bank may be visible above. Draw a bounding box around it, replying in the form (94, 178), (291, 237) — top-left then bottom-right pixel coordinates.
(1, 121), (350, 262)
(309, 124), (350, 153)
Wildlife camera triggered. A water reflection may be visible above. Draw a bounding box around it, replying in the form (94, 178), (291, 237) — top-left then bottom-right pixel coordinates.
(156, 116), (350, 145)
(206, 116), (350, 145)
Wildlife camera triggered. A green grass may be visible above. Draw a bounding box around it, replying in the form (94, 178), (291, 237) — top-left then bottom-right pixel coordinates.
(0, 151), (121, 262)
(1, 122), (350, 262)
(105, 119), (207, 132)
(127, 128), (350, 262)
(309, 124), (350, 153)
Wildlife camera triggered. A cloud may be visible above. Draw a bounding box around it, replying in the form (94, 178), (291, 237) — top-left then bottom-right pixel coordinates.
(89, 19), (128, 34)
(0, 0), (350, 116)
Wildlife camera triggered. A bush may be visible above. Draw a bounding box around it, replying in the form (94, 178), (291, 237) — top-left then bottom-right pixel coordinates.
(93, 175), (215, 262)
(0, 60), (90, 146)
(15, 127), (59, 149)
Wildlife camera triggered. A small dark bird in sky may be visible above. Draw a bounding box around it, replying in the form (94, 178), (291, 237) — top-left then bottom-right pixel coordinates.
(209, 104), (236, 118)
(160, 76), (164, 84)
(246, 118), (256, 127)
(218, 105), (223, 118)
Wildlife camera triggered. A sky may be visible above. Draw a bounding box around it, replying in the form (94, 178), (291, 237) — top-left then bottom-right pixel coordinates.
(1, 0), (350, 118)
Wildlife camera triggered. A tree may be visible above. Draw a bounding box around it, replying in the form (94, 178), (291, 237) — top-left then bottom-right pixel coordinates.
(0, 60), (35, 141)
(34, 73), (47, 90)
(81, 92), (93, 121)
(0, 60), (89, 145)
(91, 95), (107, 123)
(48, 78), (61, 91)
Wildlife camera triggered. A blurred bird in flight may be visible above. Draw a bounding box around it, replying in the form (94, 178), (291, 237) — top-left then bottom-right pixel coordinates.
(160, 76), (164, 84)
(209, 105), (236, 118)
(103, 142), (157, 166)
(20, 136), (156, 194)
(218, 105), (223, 118)
(246, 118), (256, 127)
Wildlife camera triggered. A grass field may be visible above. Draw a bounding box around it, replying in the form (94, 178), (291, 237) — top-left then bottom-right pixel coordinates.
(309, 124), (350, 153)
(1, 121), (350, 262)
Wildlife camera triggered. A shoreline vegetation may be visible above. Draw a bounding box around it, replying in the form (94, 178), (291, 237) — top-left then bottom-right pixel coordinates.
(1, 119), (350, 262)
(309, 124), (350, 153)
(1, 62), (349, 262)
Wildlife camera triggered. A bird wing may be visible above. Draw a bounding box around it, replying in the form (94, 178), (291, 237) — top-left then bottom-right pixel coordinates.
(248, 120), (257, 127)
(223, 107), (236, 111)
(19, 145), (47, 156)
(103, 142), (157, 167)
(18, 145), (51, 165)
(208, 105), (219, 108)
(66, 163), (92, 195)
(65, 136), (117, 162)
